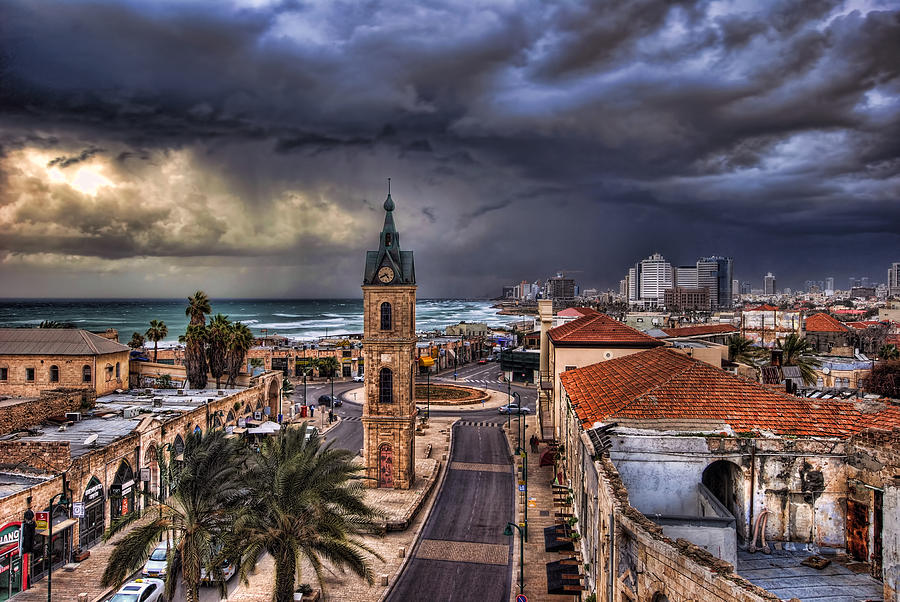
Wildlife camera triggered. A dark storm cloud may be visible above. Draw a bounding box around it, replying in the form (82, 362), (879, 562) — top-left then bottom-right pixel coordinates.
(0, 0), (899, 297)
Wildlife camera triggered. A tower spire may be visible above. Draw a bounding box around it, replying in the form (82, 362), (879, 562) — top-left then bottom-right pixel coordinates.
(384, 177), (395, 212)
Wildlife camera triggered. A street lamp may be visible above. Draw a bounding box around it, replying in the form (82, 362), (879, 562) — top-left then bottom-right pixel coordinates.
(504, 522), (524, 594)
(46, 491), (70, 602)
(506, 376), (512, 431)
(513, 391), (523, 453)
(426, 368), (431, 420)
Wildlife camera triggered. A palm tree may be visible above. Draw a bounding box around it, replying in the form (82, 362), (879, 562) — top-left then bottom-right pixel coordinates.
(776, 333), (822, 385)
(225, 321), (254, 388)
(182, 324), (209, 389)
(727, 335), (765, 365)
(318, 356), (340, 379)
(879, 344), (900, 360)
(146, 320), (168, 363)
(185, 291), (212, 326)
(101, 430), (243, 602)
(206, 314), (231, 388)
(128, 332), (146, 350)
(228, 425), (382, 601)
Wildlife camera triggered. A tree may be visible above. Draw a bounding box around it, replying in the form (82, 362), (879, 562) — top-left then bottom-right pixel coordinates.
(146, 320), (168, 363)
(185, 291), (212, 326)
(865, 360), (900, 398)
(182, 324), (209, 389)
(228, 425), (382, 601)
(101, 430), (243, 602)
(879, 344), (900, 360)
(727, 335), (765, 366)
(128, 332), (146, 350)
(225, 322), (254, 388)
(776, 333), (822, 385)
(206, 314), (232, 388)
(318, 356), (340, 379)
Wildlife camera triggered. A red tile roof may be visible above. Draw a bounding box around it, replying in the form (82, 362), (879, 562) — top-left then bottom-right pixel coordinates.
(846, 321), (884, 329)
(557, 307), (600, 318)
(746, 304), (780, 311)
(660, 324), (738, 337)
(548, 313), (664, 347)
(559, 347), (900, 438)
(804, 313), (850, 333)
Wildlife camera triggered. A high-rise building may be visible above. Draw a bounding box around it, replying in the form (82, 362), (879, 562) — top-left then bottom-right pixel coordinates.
(619, 278), (628, 297)
(732, 279), (740, 302)
(628, 267), (639, 303)
(888, 263), (900, 297)
(638, 253), (673, 307)
(697, 256), (734, 309)
(825, 277), (835, 295)
(764, 272), (776, 295)
(741, 281), (752, 295)
(548, 274), (576, 300)
(674, 266), (698, 288)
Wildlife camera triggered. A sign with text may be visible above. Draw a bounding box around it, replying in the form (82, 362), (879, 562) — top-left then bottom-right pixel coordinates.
(34, 512), (48, 531)
(140, 468), (151, 482)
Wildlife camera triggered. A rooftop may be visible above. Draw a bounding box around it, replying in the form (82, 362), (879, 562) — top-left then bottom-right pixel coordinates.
(559, 347), (900, 438)
(745, 304), (782, 312)
(660, 324), (738, 338)
(548, 313), (664, 347)
(804, 313), (850, 333)
(0, 328), (130, 356)
(556, 307), (600, 318)
(0, 471), (49, 500)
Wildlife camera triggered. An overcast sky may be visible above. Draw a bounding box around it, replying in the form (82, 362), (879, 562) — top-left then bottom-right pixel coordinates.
(1, 0), (898, 298)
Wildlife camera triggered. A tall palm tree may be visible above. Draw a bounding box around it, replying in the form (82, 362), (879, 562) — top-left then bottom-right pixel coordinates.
(182, 324), (209, 389)
(228, 425), (382, 601)
(101, 430), (243, 602)
(318, 356), (340, 378)
(727, 335), (765, 365)
(128, 332), (146, 350)
(185, 291), (212, 326)
(776, 333), (822, 385)
(224, 321), (254, 388)
(206, 314), (231, 388)
(146, 320), (168, 363)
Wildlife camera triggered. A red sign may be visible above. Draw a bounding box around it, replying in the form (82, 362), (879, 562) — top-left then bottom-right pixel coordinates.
(0, 522), (21, 555)
(34, 512), (48, 531)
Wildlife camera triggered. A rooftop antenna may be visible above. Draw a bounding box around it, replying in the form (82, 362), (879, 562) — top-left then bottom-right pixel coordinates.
(387, 177), (391, 195)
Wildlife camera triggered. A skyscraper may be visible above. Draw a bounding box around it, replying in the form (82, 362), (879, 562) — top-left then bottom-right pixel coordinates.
(825, 277), (834, 296)
(697, 256), (734, 309)
(674, 266), (699, 288)
(889, 263), (900, 297)
(764, 272), (776, 295)
(638, 253), (673, 307)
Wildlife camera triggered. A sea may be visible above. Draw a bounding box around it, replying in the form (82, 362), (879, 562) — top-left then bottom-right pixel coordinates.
(0, 299), (515, 344)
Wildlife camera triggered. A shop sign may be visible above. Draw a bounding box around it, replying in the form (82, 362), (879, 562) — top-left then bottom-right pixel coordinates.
(109, 484), (121, 498)
(84, 480), (104, 503)
(121, 479), (135, 496)
(0, 523), (20, 554)
(140, 468), (151, 482)
(35, 512), (49, 531)
(72, 503), (85, 518)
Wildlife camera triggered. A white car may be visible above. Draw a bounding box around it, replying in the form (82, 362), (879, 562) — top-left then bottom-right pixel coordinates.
(142, 541), (171, 579)
(200, 558), (236, 584)
(352, 375), (364, 382)
(109, 578), (165, 602)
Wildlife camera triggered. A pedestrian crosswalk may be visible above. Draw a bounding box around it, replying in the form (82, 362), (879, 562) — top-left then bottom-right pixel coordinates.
(341, 415), (361, 421)
(434, 378), (501, 385)
(456, 420), (501, 428)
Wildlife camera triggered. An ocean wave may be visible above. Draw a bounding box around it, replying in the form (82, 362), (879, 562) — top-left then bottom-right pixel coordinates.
(240, 319), (260, 325)
(252, 318), (349, 329)
(273, 313), (303, 318)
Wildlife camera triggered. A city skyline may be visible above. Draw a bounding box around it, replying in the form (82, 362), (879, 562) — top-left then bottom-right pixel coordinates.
(1, 0), (899, 298)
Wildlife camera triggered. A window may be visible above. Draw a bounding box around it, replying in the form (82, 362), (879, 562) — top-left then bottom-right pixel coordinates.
(564, 365), (576, 372)
(380, 302), (392, 330)
(116, 362), (120, 378)
(139, 582), (157, 601)
(49, 365), (59, 382)
(0, 367), (7, 380)
(384, 232), (392, 247)
(26, 367), (35, 381)
(379, 368), (393, 404)
(83, 364), (92, 383)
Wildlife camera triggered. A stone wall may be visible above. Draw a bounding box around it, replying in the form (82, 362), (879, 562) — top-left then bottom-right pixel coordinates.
(0, 388), (96, 436)
(0, 351), (129, 398)
(0, 440), (71, 474)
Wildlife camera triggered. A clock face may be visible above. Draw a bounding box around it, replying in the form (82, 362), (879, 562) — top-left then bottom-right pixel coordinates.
(377, 266), (395, 283)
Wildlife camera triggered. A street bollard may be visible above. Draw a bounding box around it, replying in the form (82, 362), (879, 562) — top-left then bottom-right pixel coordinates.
(399, 546), (406, 558)
(78, 595), (88, 602)
(381, 574), (389, 586)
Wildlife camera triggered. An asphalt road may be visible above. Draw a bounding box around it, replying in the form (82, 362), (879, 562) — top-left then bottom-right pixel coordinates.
(385, 422), (514, 602)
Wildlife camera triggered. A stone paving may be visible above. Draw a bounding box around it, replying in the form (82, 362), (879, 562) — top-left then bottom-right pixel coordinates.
(229, 416), (456, 602)
(415, 539), (508, 565)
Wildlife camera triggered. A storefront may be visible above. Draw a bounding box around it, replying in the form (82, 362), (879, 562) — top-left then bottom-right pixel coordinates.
(110, 461), (136, 520)
(79, 476), (105, 550)
(0, 522), (26, 602)
(30, 507), (75, 583)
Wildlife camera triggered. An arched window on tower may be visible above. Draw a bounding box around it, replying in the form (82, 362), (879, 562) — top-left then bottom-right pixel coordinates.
(381, 302), (392, 331)
(49, 365), (59, 383)
(379, 368), (393, 404)
(82, 364), (92, 383)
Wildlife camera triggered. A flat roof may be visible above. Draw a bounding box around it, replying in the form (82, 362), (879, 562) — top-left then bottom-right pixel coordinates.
(0, 472), (49, 501)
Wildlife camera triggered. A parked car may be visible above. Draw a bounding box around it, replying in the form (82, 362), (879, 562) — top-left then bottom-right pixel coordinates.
(352, 375), (364, 382)
(498, 403), (530, 415)
(303, 425), (320, 441)
(477, 359), (487, 364)
(200, 546), (237, 585)
(317, 394), (342, 407)
(142, 541), (171, 579)
(110, 578), (165, 602)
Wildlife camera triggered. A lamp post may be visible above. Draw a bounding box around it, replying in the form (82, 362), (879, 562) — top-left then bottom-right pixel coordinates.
(513, 392), (523, 453)
(506, 376), (512, 431)
(426, 368), (431, 420)
(45, 491), (69, 602)
(504, 522), (524, 594)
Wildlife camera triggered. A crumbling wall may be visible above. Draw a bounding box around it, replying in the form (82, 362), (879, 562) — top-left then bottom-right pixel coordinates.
(0, 388), (96, 436)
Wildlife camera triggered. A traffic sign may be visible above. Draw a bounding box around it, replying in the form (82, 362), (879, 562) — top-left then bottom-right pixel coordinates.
(72, 502), (85, 518)
(516, 595), (527, 602)
(527, 498), (537, 508)
(518, 484), (525, 492)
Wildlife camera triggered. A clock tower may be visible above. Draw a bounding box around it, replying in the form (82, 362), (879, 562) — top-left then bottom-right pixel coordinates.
(362, 184), (417, 489)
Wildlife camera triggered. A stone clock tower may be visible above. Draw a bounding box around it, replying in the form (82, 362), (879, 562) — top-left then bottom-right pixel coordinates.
(362, 185), (417, 489)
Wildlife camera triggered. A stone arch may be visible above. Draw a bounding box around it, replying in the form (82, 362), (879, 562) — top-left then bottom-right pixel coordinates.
(702, 459), (747, 539)
(379, 367), (393, 404)
(110, 460), (135, 520)
(226, 410), (235, 423)
(173, 434), (185, 457)
(266, 376), (280, 416)
(49, 365), (59, 383)
(380, 302), (392, 330)
(651, 594), (669, 602)
(378, 443), (394, 488)
(79, 475), (105, 549)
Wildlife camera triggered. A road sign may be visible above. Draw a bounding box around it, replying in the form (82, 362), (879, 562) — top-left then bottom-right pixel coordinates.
(72, 502), (85, 518)
(518, 484), (525, 492)
(140, 468), (151, 482)
(516, 595), (527, 602)
(527, 498), (537, 508)
(35, 512), (49, 531)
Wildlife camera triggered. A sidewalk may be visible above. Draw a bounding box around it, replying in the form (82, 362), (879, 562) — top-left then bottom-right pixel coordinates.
(504, 414), (584, 602)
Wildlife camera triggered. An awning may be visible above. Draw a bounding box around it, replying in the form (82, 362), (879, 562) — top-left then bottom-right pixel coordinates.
(38, 518), (77, 537)
(418, 357), (434, 367)
(546, 559), (583, 595)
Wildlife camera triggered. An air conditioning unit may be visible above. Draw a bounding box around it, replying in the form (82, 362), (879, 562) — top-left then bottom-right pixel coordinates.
(152, 398), (163, 408)
(65, 412), (82, 422)
(122, 406), (141, 419)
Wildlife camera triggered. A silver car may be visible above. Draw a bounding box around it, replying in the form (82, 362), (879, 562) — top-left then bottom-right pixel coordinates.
(110, 578), (165, 602)
(142, 541), (171, 579)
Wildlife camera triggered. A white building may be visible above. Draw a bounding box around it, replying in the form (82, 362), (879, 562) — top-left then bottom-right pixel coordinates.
(638, 253), (673, 308)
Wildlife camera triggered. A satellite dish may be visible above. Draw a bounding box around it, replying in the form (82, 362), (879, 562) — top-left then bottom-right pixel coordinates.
(822, 366), (830, 375)
(84, 434), (99, 446)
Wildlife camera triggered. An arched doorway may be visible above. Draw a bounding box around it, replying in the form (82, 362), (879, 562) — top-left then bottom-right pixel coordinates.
(110, 461), (135, 521)
(79, 476), (105, 549)
(266, 377), (280, 417)
(702, 460), (747, 538)
(652, 593), (669, 602)
(378, 444), (394, 488)
(173, 435), (185, 459)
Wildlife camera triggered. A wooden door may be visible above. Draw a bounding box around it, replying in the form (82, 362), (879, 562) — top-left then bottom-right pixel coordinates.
(378, 445), (393, 488)
(846, 499), (869, 561)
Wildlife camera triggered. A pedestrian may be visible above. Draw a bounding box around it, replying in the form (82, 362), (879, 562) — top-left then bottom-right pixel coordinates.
(530, 433), (539, 453)
(329, 409), (334, 424)
(310, 404), (315, 417)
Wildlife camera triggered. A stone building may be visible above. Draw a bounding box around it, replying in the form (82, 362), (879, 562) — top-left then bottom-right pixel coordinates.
(0, 329), (130, 398)
(556, 347), (900, 602)
(740, 304), (802, 347)
(361, 188), (417, 489)
(803, 312), (854, 355)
